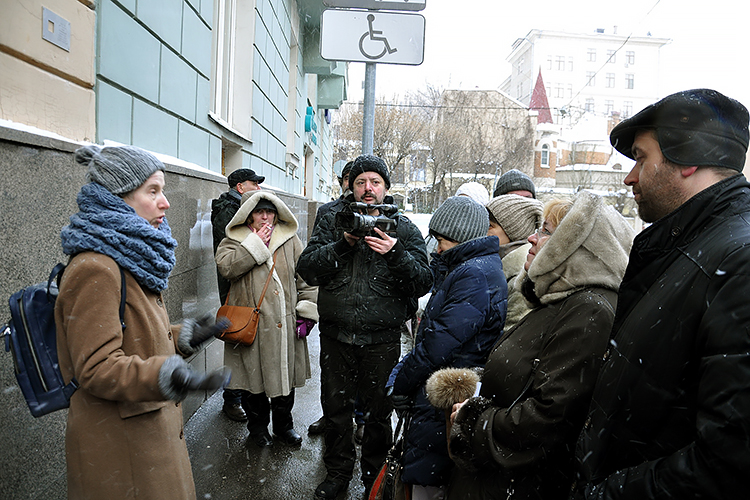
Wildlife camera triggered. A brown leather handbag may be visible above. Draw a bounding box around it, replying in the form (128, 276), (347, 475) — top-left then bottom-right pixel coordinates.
(215, 252), (277, 346)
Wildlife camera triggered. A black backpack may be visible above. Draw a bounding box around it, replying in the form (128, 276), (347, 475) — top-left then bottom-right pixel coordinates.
(2, 263), (126, 417)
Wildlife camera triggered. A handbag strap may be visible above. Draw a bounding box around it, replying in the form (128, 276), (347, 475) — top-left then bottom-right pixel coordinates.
(223, 250), (278, 308)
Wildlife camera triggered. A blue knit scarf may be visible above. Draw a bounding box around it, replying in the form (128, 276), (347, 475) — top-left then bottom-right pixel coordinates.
(60, 182), (177, 292)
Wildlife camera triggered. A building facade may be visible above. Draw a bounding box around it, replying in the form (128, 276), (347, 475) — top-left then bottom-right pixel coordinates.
(0, 0), (346, 497)
(502, 28), (670, 124)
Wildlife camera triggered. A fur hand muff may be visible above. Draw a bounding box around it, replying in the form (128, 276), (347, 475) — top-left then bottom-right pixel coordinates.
(449, 396), (493, 471)
(425, 367), (481, 410)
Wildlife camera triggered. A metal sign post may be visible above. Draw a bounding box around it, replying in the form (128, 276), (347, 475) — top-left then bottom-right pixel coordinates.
(362, 63), (376, 155)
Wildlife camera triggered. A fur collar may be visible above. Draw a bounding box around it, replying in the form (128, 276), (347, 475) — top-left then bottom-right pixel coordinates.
(224, 191), (298, 254)
(526, 191), (634, 304)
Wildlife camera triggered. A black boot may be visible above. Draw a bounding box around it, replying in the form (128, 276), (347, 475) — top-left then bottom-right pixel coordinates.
(242, 391), (273, 447)
(271, 391), (302, 445)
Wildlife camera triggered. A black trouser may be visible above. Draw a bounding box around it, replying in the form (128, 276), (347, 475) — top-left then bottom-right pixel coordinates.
(239, 389), (296, 435)
(320, 335), (400, 486)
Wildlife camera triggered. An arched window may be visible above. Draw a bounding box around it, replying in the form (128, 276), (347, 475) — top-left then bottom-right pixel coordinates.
(541, 144), (550, 167)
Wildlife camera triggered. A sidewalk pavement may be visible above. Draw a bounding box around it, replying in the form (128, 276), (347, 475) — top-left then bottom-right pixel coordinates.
(186, 328), (368, 500)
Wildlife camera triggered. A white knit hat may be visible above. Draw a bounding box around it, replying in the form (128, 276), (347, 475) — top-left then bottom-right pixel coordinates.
(455, 182), (490, 206)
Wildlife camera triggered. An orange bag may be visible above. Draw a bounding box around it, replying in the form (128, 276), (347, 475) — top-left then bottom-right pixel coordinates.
(215, 252), (276, 346)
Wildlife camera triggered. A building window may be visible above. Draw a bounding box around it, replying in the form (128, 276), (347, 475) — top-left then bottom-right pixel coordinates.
(607, 50), (616, 63)
(585, 98), (595, 112)
(517, 83), (523, 99)
(606, 73), (615, 88)
(587, 48), (596, 62)
(586, 71), (596, 86)
(567, 84), (573, 98)
(626, 74), (634, 89)
(623, 101), (633, 117)
(555, 84), (564, 98)
(605, 100), (614, 115)
(541, 144), (550, 167)
(547, 56), (553, 70)
(556, 56), (565, 71)
(211, 0), (256, 139)
(568, 56), (574, 71)
(626, 51), (635, 65)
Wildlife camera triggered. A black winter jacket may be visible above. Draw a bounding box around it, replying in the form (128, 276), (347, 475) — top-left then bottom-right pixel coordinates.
(297, 196), (432, 345)
(575, 175), (750, 499)
(211, 189), (242, 303)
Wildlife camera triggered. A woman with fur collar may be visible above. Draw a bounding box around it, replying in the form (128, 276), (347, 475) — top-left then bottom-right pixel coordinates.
(444, 191), (634, 500)
(216, 191), (318, 448)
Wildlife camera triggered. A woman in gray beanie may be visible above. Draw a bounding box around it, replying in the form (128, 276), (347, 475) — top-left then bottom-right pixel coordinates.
(386, 196), (508, 499)
(445, 191), (634, 500)
(55, 145), (230, 499)
(486, 194), (544, 330)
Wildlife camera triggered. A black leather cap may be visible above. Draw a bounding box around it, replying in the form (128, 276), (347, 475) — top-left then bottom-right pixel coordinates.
(227, 168), (265, 186)
(610, 89), (749, 171)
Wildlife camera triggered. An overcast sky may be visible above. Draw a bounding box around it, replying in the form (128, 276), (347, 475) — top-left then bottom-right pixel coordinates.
(345, 0), (750, 108)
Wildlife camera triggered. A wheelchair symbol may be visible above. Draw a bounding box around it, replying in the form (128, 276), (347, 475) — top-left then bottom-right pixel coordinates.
(359, 14), (398, 60)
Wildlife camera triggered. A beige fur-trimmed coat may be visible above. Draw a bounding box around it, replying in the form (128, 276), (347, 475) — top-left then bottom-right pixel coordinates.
(216, 191), (318, 398)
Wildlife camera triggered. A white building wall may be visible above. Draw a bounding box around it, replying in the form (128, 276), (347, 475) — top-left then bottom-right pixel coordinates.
(504, 29), (669, 125)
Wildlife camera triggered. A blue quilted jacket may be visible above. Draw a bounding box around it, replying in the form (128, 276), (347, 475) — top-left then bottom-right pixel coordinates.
(387, 235), (508, 486)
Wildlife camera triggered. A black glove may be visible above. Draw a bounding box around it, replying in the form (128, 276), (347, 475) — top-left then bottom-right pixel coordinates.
(188, 315), (231, 348)
(390, 394), (414, 416)
(171, 366), (231, 392)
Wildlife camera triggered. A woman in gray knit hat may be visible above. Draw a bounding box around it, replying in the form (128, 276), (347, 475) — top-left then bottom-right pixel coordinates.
(386, 196), (508, 499)
(486, 194), (544, 330)
(55, 145), (230, 499)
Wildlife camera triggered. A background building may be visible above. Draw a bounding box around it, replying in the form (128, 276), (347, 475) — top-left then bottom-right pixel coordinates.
(502, 28), (670, 124)
(0, 0), (347, 497)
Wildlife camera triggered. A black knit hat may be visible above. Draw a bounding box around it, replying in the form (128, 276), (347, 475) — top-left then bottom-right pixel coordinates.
(227, 168), (265, 187)
(77, 145), (165, 195)
(610, 88), (749, 171)
(493, 169), (536, 198)
(429, 196), (489, 244)
(348, 155), (391, 191)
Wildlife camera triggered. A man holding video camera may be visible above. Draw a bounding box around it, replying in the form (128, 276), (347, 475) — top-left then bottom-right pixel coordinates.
(298, 155), (432, 500)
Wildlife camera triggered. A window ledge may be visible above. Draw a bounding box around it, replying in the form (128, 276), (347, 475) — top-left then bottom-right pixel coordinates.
(208, 112), (252, 144)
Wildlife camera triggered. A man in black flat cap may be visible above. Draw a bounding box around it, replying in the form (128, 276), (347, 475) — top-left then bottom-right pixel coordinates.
(572, 89), (750, 499)
(211, 168), (264, 422)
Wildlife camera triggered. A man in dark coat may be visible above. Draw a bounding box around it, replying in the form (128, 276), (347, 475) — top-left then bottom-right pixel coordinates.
(210, 168), (264, 422)
(308, 160), (373, 442)
(573, 88), (750, 499)
(297, 155), (432, 499)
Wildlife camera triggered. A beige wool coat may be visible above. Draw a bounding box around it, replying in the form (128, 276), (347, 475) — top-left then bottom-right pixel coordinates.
(216, 191), (318, 398)
(55, 252), (195, 500)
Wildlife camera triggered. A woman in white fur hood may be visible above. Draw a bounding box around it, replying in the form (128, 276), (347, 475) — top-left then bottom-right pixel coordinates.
(216, 190), (318, 448)
(444, 190), (634, 500)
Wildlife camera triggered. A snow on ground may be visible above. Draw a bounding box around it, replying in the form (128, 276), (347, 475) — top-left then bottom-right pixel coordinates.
(405, 212), (432, 237)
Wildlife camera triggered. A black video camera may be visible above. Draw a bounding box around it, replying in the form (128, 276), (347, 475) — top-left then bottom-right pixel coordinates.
(335, 202), (399, 237)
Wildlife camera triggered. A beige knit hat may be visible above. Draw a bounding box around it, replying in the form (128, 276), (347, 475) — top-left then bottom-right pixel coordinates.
(486, 194), (543, 242)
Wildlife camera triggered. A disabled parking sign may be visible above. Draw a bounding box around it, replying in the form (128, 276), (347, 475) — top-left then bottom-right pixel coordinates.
(320, 9), (426, 66)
